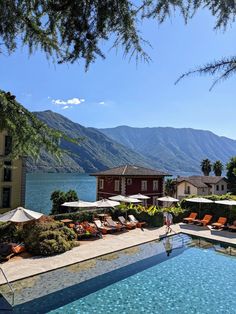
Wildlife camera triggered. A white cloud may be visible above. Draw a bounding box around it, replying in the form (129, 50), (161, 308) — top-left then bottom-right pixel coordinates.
(52, 97), (85, 106)
(99, 101), (105, 105)
(62, 105), (71, 110)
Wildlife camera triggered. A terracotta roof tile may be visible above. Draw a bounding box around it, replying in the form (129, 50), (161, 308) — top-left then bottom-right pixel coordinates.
(91, 165), (170, 177)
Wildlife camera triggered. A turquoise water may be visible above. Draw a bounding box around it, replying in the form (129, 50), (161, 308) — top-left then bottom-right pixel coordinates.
(48, 246), (236, 314)
(13, 235), (236, 314)
(25, 173), (96, 215)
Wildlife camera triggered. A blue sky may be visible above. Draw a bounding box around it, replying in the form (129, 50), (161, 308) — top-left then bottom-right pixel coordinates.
(1, 9), (236, 138)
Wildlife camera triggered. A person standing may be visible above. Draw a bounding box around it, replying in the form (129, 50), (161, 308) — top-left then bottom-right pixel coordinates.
(165, 212), (173, 234)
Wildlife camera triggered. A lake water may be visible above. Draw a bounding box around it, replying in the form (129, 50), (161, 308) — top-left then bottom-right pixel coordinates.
(25, 173), (96, 215)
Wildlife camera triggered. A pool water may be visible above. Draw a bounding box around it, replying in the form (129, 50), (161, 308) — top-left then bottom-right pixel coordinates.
(12, 235), (236, 313)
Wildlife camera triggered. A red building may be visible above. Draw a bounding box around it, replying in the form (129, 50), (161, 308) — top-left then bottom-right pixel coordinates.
(91, 165), (170, 205)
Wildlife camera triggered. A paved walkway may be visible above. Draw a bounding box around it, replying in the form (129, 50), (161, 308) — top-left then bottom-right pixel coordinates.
(1, 223), (236, 285)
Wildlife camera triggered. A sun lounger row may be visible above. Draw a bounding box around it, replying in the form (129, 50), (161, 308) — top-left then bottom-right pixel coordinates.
(183, 212), (236, 230)
(61, 215), (146, 238)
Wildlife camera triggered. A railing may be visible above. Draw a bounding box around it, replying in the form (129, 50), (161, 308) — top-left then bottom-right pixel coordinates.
(0, 267), (14, 306)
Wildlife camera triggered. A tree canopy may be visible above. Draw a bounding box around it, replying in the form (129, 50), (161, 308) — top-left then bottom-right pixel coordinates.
(0, 90), (78, 159)
(226, 157), (236, 194)
(201, 158), (212, 176)
(0, 1), (236, 85)
(213, 160), (224, 176)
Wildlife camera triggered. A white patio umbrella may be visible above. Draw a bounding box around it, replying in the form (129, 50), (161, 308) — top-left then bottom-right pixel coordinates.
(94, 199), (120, 208)
(129, 193), (150, 200)
(157, 196), (179, 202)
(215, 200), (236, 220)
(215, 200), (236, 206)
(0, 206), (43, 223)
(122, 197), (142, 203)
(185, 197), (214, 214)
(109, 195), (127, 202)
(185, 197), (214, 204)
(62, 200), (97, 208)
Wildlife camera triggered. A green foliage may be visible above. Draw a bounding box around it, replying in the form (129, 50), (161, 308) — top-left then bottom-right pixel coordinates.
(50, 190), (79, 215)
(226, 157), (236, 194)
(165, 178), (176, 197)
(0, 1), (235, 85)
(0, 222), (19, 242)
(22, 217), (76, 256)
(213, 160), (224, 176)
(0, 91), (79, 160)
(201, 159), (212, 176)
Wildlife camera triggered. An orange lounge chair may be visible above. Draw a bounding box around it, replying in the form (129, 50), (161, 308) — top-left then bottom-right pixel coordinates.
(118, 216), (136, 229)
(211, 217), (227, 229)
(183, 212), (197, 224)
(228, 221), (236, 232)
(194, 214), (212, 226)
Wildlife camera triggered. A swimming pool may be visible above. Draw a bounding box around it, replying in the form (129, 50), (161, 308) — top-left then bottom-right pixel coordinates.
(7, 235), (236, 313)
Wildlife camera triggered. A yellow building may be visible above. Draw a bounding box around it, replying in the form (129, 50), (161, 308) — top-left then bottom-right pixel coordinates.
(0, 131), (26, 214)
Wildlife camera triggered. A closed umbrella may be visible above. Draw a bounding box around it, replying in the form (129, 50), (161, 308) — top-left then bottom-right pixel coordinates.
(0, 207), (43, 223)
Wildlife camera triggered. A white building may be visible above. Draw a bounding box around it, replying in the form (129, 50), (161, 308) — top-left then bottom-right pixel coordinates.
(176, 176), (228, 200)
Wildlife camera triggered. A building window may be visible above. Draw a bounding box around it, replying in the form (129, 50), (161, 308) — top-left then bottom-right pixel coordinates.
(221, 185), (224, 191)
(114, 180), (120, 192)
(216, 185), (219, 191)
(185, 186), (191, 194)
(3, 161), (12, 182)
(2, 187), (11, 208)
(153, 180), (158, 191)
(99, 179), (104, 189)
(127, 178), (132, 185)
(4, 136), (12, 155)
(141, 180), (147, 191)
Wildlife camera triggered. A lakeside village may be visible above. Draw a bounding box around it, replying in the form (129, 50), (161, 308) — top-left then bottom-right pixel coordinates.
(1, 129), (236, 309)
(1, 128), (236, 257)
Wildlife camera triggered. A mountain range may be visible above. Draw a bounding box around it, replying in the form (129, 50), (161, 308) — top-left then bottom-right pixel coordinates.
(26, 110), (236, 175)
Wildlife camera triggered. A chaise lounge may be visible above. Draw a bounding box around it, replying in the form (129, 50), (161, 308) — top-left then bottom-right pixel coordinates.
(228, 221), (236, 232)
(128, 215), (146, 228)
(94, 219), (115, 234)
(183, 212), (197, 224)
(211, 217), (227, 229)
(194, 214), (212, 226)
(118, 216), (136, 229)
(105, 217), (126, 232)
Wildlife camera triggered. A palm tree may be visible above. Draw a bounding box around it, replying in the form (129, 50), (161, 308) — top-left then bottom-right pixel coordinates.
(165, 179), (176, 196)
(213, 160), (224, 176)
(201, 159), (212, 176)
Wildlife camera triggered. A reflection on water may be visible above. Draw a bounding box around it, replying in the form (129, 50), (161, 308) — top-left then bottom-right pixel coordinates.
(25, 173), (96, 215)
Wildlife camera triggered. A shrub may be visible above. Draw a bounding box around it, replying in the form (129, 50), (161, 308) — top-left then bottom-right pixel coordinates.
(51, 189), (78, 215)
(22, 217), (77, 256)
(0, 221), (21, 242)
